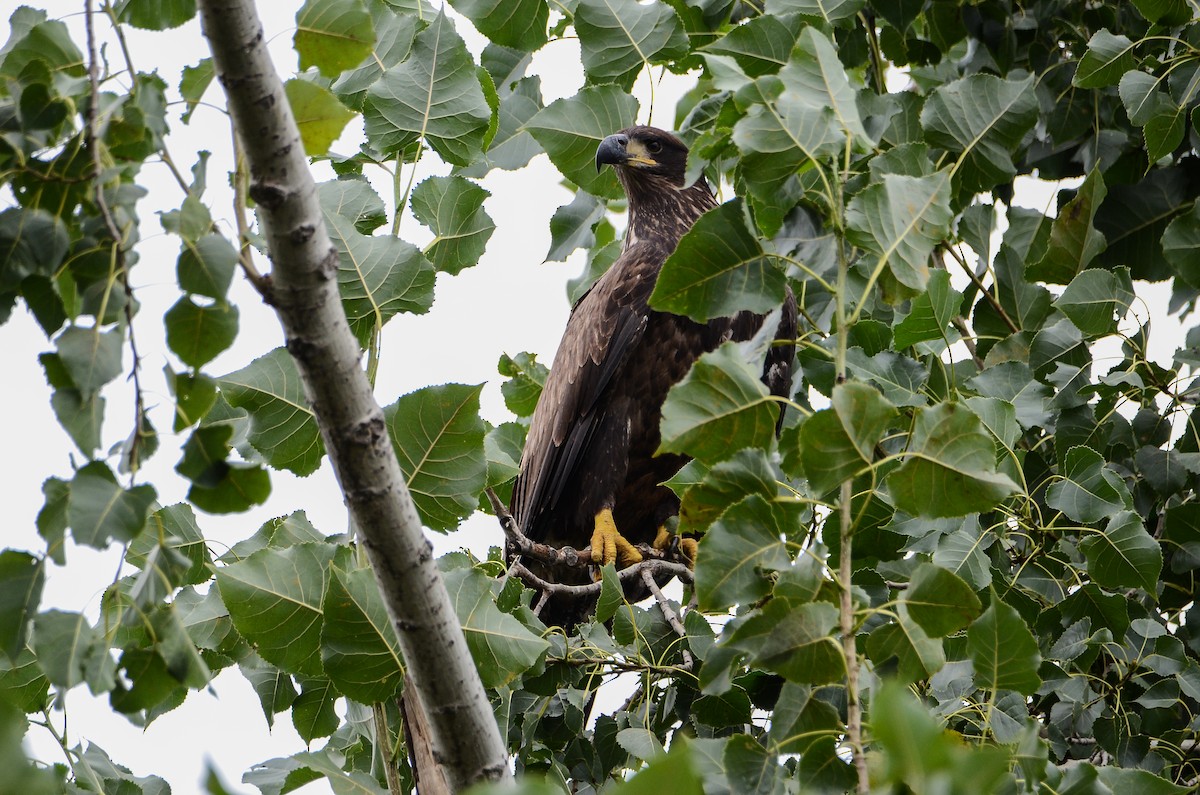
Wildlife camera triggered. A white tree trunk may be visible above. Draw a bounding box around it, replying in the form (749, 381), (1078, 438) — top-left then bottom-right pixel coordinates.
(196, 1), (509, 788)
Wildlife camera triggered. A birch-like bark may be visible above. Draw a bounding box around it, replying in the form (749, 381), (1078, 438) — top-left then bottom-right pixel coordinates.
(196, 1), (509, 788)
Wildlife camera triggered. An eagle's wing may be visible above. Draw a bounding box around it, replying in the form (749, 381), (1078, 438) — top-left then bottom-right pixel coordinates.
(512, 244), (663, 542)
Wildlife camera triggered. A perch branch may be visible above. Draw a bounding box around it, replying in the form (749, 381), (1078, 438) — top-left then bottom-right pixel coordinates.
(641, 568), (694, 670)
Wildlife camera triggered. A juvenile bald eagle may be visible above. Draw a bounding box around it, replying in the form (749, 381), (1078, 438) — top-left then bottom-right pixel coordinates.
(511, 126), (797, 627)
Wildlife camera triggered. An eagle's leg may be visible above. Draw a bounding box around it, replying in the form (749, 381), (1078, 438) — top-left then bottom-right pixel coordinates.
(653, 526), (698, 565)
(591, 508), (643, 567)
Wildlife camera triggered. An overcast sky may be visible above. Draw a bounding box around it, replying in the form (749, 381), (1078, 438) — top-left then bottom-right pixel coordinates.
(3, 4), (1186, 795)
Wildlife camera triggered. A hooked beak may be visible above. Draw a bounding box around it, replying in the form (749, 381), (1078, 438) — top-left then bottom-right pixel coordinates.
(595, 133), (629, 172)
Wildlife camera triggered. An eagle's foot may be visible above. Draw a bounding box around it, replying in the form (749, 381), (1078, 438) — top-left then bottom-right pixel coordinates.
(591, 509), (643, 567)
(653, 526), (698, 567)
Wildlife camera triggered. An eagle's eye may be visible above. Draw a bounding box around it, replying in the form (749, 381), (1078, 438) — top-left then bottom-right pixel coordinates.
(646, 140), (663, 154)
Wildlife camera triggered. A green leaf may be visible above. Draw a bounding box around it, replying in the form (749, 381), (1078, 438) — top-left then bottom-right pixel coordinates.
(320, 187), (436, 347)
(723, 734), (779, 795)
(0, 208), (70, 288)
(920, 74), (1037, 193)
(497, 351), (547, 417)
(179, 58), (213, 123)
(903, 563), (982, 637)
(783, 27), (870, 146)
(695, 496), (794, 610)
(68, 462), (156, 549)
(886, 403), (1019, 518)
(966, 361), (1052, 429)
(659, 343), (778, 464)
(893, 269), (961, 349)
(0, 551), (43, 661)
(410, 176), (495, 275)
(292, 677), (339, 743)
(384, 384), (487, 532)
(49, 389), (104, 457)
(678, 449), (777, 536)
(294, 0), (375, 77)
(1073, 29), (1137, 89)
(1027, 169), (1108, 284)
(216, 543), (337, 678)
(0, 648), (50, 712)
(31, 610), (106, 690)
(1046, 445), (1133, 524)
(845, 171), (953, 290)
(545, 191), (605, 262)
(968, 597), (1042, 694)
(618, 744), (704, 795)
(866, 607), (946, 684)
(764, 0), (865, 21)
(845, 348), (929, 407)
(700, 14), (800, 77)
(594, 563), (623, 623)
(177, 233), (237, 300)
(1162, 201), (1200, 288)
(525, 84), (638, 199)
(444, 567), (548, 688)
(457, 75), (544, 177)
(726, 601), (846, 684)
(574, 0), (687, 86)
(649, 198), (785, 322)
(1052, 267), (1134, 337)
(115, 0), (196, 30)
(448, 0), (547, 51)
(55, 327), (122, 399)
(799, 381), (896, 495)
(1096, 768), (1188, 795)
(284, 80), (356, 157)
(1144, 96), (1186, 162)
(129, 503), (211, 587)
(164, 296), (239, 368)
(363, 11), (492, 165)
(1081, 511), (1162, 593)
(1131, 0), (1192, 24)
(219, 348), (324, 476)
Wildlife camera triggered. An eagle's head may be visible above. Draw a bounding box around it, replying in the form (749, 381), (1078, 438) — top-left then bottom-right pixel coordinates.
(595, 125), (690, 186)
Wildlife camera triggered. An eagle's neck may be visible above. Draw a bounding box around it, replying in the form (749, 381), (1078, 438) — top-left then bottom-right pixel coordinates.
(621, 175), (718, 250)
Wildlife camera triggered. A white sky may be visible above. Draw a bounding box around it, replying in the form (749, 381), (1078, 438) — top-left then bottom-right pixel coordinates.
(3, 4), (1188, 794)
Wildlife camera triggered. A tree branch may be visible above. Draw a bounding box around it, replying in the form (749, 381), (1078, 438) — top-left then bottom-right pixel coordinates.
(641, 568), (694, 671)
(196, 1), (508, 788)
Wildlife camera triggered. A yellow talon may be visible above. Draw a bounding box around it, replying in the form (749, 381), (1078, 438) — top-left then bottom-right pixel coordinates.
(654, 525), (698, 567)
(591, 509), (642, 567)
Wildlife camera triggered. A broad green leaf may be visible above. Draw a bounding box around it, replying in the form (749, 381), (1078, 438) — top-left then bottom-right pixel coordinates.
(1095, 167), (1183, 281)
(695, 496), (794, 610)
(320, 188), (435, 346)
(764, 0), (865, 23)
(1119, 70), (1165, 126)
(497, 351), (547, 417)
(1052, 267), (1133, 337)
(68, 462), (156, 549)
(1046, 445), (1133, 523)
(363, 11), (492, 165)
(782, 28), (869, 146)
(1027, 169), (1108, 284)
(294, 0), (375, 77)
(410, 176), (495, 275)
(217, 543), (337, 678)
(1073, 29), (1137, 89)
(49, 389), (104, 457)
(177, 233), (237, 300)
(799, 380), (896, 495)
(284, 80), (356, 157)
(649, 198), (786, 322)
(1081, 511), (1162, 592)
(966, 361), (1053, 429)
(444, 567), (548, 688)
(723, 734), (779, 795)
(725, 601), (845, 684)
(1097, 768), (1188, 795)
(0, 208), (69, 288)
(574, 0), (687, 86)
(448, 0), (547, 51)
(903, 563), (982, 637)
(545, 191), (605, 262)
(55, 327), (122, 399)
(845, 171), (953, 290)
(968, 597), (1042, 694)
(219, 348), (324, 477)
(116, 0), (195, 30)
(618, 744), (703, 795)
(456, 75), (544, 177)
(920, 74), (1037, 193)
(0, 551), (43, 661)
(179, 58), (213, 123)
(1131, 0), (1192, 24)
(223, 511), (325, 562)
(886, 402), (1019, 518)
(659, 343), (777, 463)
(330, 10), (419, 102)
(166, 368), (218, 431)
(238, 653), (298, 728)
(178, 424), (272, 515)
(1144, 96), (1187, 162)
(31, 610), (105, 690)
(893, 270), (961, 349)
(866, 607), (946, 683)
(1162, 200), (1200, 288)
(525, 84), (638, 199)
(679, 449), (776, 536)
(128, 503), (211, 587)
(384, 383), (487, 532)
(594, 563), (623, 623)
(291, 677), (338, 743)
(844, 348), (929, 407)
(164, 296), (239, 368)
(0, 648), (50, 712)
(700, 14), (800, 77)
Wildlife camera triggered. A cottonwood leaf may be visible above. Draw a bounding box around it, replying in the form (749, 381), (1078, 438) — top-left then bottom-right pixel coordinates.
(68, 462), (156, 549)
(1052, 267), (1134, 337)
(903, 562), (982, 637)
(409, 176), (495, 275)
(1027, 168), (1108, 284)
(866, 606), (946, 683)
(1081, 511), (1162, 593)
(444, 567), (548, 688)
(55, 327), (122, 400)
(321, 566), (403, 703)
(893, 270), (961, 349)
(725, 600), (845, 684)
(886, 402), (1019, 518)
(650, 198), (786, 322)
(456, 75), (544, 177)
(968, 597), (1041, 694)
(525, 84), (638, 199)
(284, 79), (356, 157)
(845, 171), (953, 290)
(574, 0), (687, 87)
(764, 0), (865, 23)
(31, 610), (106, 690)
(782, 27), (869, 146)
(384, 383), (487, 532)
(695, 496), (794, 610)
(700, 14), (801, 77)
(0, 551), (43, 661)
(545, 191), (605, 262)
(659, 343), (777, 463)
(678, 449), (777, 536)
(217, 543), (337, 678)
(177, 232), (237, 299)
(1046, 445), (1133, 523)
(294, 0), (374, 77)
(799, 381), (896, 495)
(448, 0), (547, 51)
(219, 348), (324, 477)
(1073, 29), (1137, 88)
(164, 296), (238, 368)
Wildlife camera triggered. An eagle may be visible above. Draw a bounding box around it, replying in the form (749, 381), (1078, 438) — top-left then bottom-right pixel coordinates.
(510, 125), (797, 627)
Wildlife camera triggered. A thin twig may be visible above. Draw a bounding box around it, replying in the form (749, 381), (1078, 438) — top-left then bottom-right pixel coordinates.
(942, 246), (1019, 334)
(230, 132), (269, 294)
(640, 569), (694, 670)
(840, 480), (869, 793)
(952, 317), (985, 369)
